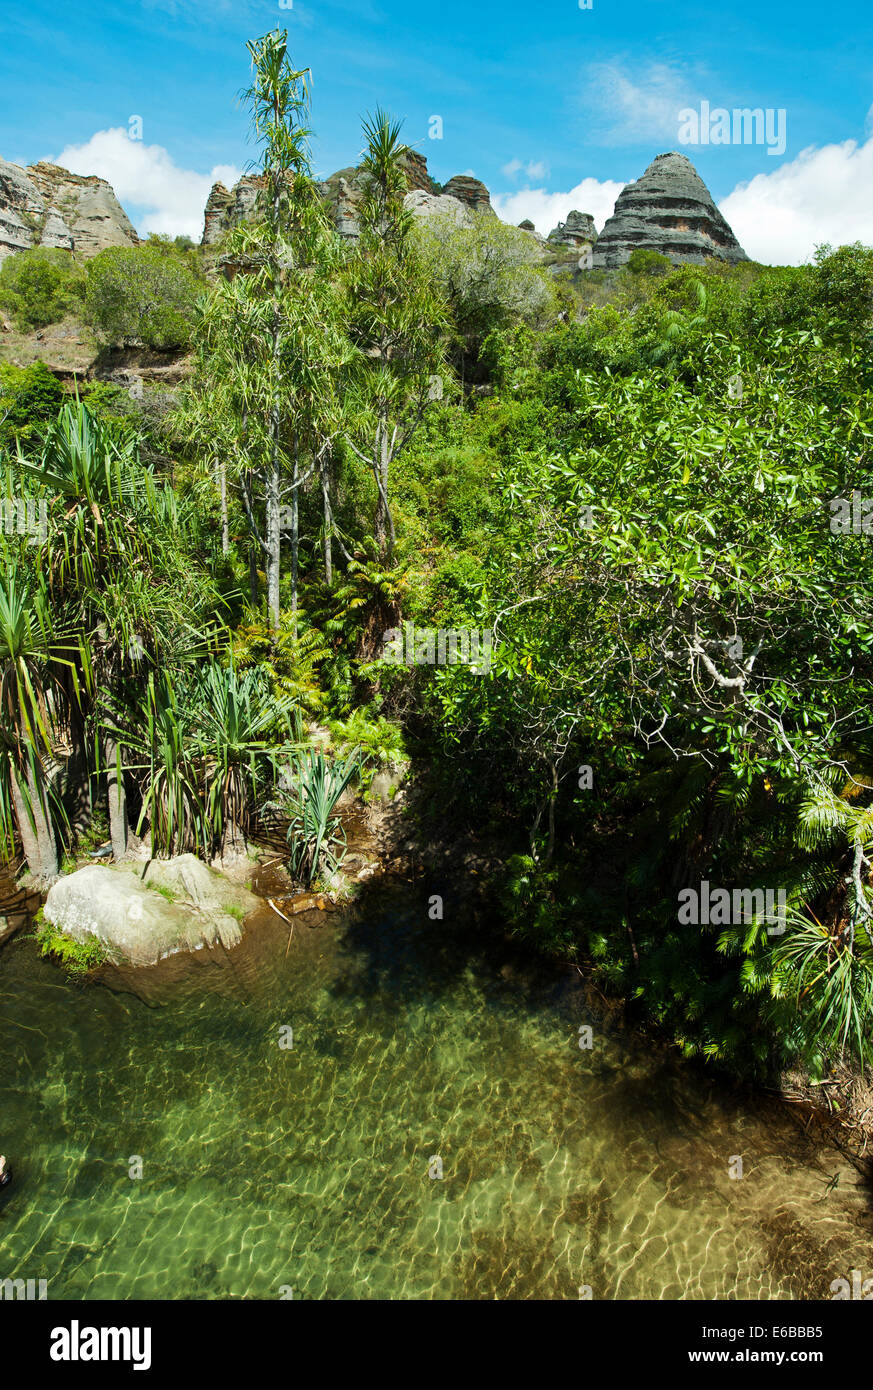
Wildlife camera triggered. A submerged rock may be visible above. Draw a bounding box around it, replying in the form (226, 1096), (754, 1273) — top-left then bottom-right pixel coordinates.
(43, 854), (259, 968)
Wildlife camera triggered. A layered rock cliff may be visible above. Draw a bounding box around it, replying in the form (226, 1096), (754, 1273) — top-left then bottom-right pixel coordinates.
(547, 210), (597, 251)
(591, 151), (747, 269)
(201, 152), (494, 246)
(0, 158), (138, 261)
(0, 143), (748, 278)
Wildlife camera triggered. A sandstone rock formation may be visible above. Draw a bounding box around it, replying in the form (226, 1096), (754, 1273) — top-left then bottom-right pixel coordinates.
(547, 210), (597, 250)
(400, 149), (435, 193)
(318, 167), (366, 241)
(43, 854), (258, 967)
(591, 151), (747, 269)
(201, 151), (492, 246)
(440, 175), (493, 214)
(0, 157), (137, 262)
(403, 188), (473, 227)
(201, 180), (235, 246)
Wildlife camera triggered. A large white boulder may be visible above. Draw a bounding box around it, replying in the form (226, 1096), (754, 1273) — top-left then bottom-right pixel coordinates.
(43, 854), (259, 968)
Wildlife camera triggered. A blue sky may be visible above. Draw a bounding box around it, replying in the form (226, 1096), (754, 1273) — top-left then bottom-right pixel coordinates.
(2, 0), (873, 262)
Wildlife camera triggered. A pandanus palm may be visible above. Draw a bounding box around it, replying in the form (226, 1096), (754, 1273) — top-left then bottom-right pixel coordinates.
(17, 398), (139, 591)
(109, 658), (298, 861)
(125, 670), (204, 858)
(16, 398), (208, 860)
(0, 568), (77, 881)
(198, 660), (296, 857)
(283, 748), (360, 886)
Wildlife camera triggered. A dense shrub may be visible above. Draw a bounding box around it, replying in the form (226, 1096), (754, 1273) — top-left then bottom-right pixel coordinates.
(624, 248), (671, 276)
(0, 361), (65, 447)
(85, 242), (202, 349)
(415, 210), (558, 346)
(0, 247), (85, 329)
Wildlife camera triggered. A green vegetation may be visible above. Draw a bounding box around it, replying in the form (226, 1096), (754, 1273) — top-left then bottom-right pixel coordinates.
(0, 247), (85, 329)
(85, 240), (204, 349)
(415, 211), (559, 365)
(624, 248), (672, 277)
(2, 26), (872, 1095)
(283, 748), (360, 885)
(35, 916), (109, 976)
(0, 362), (65, 447)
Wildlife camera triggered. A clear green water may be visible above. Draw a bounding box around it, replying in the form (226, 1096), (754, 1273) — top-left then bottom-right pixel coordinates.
(1, 886), (870, 1300)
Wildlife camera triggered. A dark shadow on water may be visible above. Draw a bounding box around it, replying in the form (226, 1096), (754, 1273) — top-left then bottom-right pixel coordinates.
(329, 873), (588, 1022)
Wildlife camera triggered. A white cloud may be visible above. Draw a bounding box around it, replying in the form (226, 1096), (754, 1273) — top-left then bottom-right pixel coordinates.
(501, 158), (550, 182)
(495, 133), (873, 264)
(719, 136), (873, 266)
(51, 128), (241, 241)
(583, 61), (699, 145)
(492, 176), (626, 237)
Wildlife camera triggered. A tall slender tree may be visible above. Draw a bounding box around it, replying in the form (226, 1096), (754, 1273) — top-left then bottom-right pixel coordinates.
(344, 111), (450, 566)
(183, 29), (351, 630)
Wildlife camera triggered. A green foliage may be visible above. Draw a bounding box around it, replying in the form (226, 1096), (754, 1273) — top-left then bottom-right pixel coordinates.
(624, 248), (672, 277)
(769, 909), (873, 1066)
(427, 323), (873, 1072)
(85, 244), (202, 349)
(478, 324), (540, 393)
(327, 706), (407, 790)
(0, 248), (85, 329)
(741, 244), (873, 350)
(232, 612), (328, 714)
(282, 747), (360, 885)
(812, 241), (873, 342)
(343, 108), (451, 564)
(499, 853), (580, 957)
(0, 362), (65, 448)
(36, 916), (109, 975)
(112, 660), (295, 858)
(415, 211), (558, 346)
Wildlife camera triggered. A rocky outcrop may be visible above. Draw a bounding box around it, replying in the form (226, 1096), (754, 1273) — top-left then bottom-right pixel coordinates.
(201, 181), (235, 245)
(0, 158), (57, 259)
(401, 149), (436, 194)
(547, 210), (597, 250)
(43, 854), (258, 967)
(440, 175), (493, 214)
(402, 189), (473, 227)
(592, 151), (747, 269)
(0, 157), (137, 262)
(317, 167), (365, 241)
(202, 152), (492, 245)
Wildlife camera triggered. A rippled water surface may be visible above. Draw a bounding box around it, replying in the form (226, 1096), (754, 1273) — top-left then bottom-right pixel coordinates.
(1, 884), (871, 1299)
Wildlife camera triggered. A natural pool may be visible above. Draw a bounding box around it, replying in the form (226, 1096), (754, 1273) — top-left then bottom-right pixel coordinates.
(1, 882), (871, 1300)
